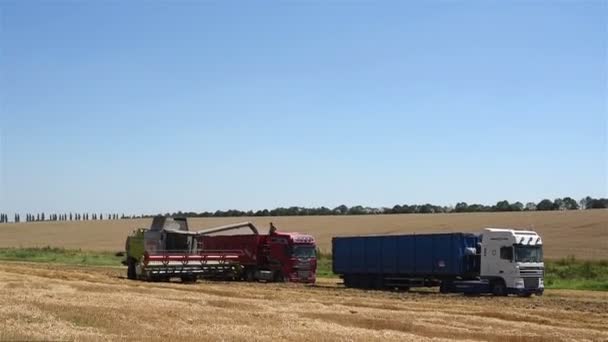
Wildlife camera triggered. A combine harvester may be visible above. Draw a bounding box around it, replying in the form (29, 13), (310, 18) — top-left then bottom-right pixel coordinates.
(123, 216), (317, 283)
(333, 228), (544, 297)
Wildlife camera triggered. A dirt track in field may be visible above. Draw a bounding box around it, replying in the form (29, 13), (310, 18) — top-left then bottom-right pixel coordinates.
(1, 210), (607, 259)
(0, 262), (606, 341)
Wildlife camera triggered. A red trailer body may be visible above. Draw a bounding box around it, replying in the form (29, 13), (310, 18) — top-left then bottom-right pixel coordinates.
(199, 234), (262, 265)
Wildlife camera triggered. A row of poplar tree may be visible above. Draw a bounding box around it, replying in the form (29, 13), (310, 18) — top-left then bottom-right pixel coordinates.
(0, 213), (126, 223)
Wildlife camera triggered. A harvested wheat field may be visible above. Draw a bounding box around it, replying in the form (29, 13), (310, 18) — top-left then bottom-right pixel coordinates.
(0, 210), (607, 259)
(0, 262), (606, 341)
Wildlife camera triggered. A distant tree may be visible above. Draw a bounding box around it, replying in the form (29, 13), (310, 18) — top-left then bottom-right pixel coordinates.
(347, 205), (366, 215)
(418, 204), (435, 214)
(588, 197), (608, 209)
(536, 199), (554, 211)
(510, 202), (524, 211)
(553, 198), (566, 210)
(495, 200), (511, 212)
(454, 202), (468, 213)
(525, 202), (537, 211)
(333, 205), (349, 215)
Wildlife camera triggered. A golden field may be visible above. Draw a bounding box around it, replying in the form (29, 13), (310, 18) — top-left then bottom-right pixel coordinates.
(0, 262), (606, 341)
(0, 210), (606, 259)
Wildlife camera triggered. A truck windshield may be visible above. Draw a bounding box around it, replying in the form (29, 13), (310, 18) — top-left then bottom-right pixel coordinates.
(514, 245), (543, 263)
(292, 246), (316, 259)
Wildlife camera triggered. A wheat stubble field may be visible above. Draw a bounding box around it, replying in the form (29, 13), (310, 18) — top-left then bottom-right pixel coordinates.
(0, 210), (606, 259)
(0, 262), (607, 341)
(0, 210), (607, 341)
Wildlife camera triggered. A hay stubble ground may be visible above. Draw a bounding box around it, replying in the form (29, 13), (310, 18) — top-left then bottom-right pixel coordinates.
(1, 262), (607, 341)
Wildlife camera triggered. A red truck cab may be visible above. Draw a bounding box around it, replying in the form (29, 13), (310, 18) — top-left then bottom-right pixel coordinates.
(265, 232), (317, 283)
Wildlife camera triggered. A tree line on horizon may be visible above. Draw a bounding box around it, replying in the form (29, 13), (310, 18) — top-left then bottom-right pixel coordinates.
(0, 196), (606, 223)
(156, 195), (607, 218)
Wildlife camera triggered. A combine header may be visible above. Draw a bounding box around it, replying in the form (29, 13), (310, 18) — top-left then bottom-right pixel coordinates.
(123, 216), (317, 283)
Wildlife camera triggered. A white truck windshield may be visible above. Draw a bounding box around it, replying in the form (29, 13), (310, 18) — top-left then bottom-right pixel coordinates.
(514, 245), (543, 263)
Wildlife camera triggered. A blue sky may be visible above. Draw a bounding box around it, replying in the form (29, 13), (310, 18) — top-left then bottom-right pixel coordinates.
(0, 1), (606, 215)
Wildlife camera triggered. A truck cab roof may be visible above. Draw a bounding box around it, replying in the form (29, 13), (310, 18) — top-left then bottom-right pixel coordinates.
(483, 228), (542, 245)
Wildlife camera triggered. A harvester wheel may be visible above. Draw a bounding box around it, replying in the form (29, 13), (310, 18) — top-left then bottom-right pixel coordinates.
(127, 258), (137, 280)
(439, 281), (450, 294)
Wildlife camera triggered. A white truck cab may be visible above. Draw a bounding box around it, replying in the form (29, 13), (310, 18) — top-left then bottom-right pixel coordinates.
(480, 228), (544, 296)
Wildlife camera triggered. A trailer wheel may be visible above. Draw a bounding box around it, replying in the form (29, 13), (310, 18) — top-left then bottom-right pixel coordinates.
(398, 286), (410, 292)
(343, 275), (353, 288)
(127, 258), (137, 280)
(491, 280), (507, 296)
(245, 268), (255, 282)
(372, 276), (384, 290)
(439, 281), (450, 294)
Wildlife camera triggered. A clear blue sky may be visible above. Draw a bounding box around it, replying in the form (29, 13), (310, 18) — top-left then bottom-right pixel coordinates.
(0, 1), (606, 215)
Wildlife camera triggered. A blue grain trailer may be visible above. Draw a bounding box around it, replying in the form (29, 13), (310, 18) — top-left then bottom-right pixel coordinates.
(332, 228), (545, 296)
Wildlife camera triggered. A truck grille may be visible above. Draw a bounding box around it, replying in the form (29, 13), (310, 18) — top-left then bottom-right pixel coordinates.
(296, 262), (312, 270)
(298, 271), (310, 279)
(519, 266), (544, 276)
(523, 277), (539, 289)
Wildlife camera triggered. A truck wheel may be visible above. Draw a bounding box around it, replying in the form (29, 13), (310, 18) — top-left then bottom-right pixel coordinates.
(274, 271), (286, 283)
(245, 269), (255, 282)
(492, 281), (507, 296)
(127, 258), (137, 280)
(181, 275), (197, 283)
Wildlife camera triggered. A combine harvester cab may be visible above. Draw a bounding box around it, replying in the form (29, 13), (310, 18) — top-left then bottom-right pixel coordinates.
(124, 217), (242, 282)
